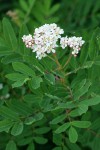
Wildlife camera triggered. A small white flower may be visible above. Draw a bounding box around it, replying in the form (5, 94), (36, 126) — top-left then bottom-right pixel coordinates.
(22, 34), (34, 48)
(60, 36), (69, 49)
(60, 36), (85, 56)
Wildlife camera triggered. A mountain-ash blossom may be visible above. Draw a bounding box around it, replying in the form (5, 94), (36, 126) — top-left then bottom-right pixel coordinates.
(60, 36), (69, 49)
(22, 24), (85, 59)
(60, 36), (85, 56)
(22, 34), (34, 48)
(22, 23), (64, 59)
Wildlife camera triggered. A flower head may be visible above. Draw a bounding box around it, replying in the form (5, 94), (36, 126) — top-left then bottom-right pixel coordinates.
(22, 24), (85, 59)
(22, 23), (64, 59)
(60, 36), (85, 56)
(22, 34), (34, 48)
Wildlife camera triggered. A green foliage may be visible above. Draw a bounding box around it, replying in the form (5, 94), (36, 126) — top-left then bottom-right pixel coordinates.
(14, 0), (60, 30)
(59, 0), (100, 31)
(68, 126), (78, 143)
(55, 123), (70, 134)
(0, 120), (14, 132)
(3, 18), (18, 51)
(71, 121), (91, 128)
(11, 121), (23, 136)
(29, 77), (43, 89)
(6, 140), (17, 150)
(0, 0), (100, 150)
(12, 62), (35, 77)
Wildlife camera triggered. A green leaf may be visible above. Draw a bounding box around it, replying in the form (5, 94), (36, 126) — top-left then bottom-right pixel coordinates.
(17, 137), (33, 146)
(11, 121), (23, 136)
(30, 76), (43, 89)
(50, 4), (60, 15)
(0, 119), (14, 132)
(69, 56), (78, 69)
(23, 55), (45, 74)
(94, 61), (100, 65)
(6, 140), (17, 150)
(33, 137), (48, 144)
(1, 53), (22, 64)
(83, 61), (93, 68)
(24, 94), (42, 103)
(54, 101), (76, 110)
(66, 137), (81, 150)
(53, 70), (65, 78)
(89, 28), (99, 59)
(73, 79), (86, 91)
(0, 106), (19, 120)
(45, 93), (61, 100)
(34, 112), (44, 121)
(19, 24), (29, 55)
(55, 123), (70, 134)
(74, 81), (91, 100)
(50, 114), (66, 124)
(34, 127), (50, 134)
(80, 44), (88, 65)
(0, 50), (13, 57)
(69, 104), (88, 117)
(6, 73), (29, 81)
(24, 112), (44, 125)
(32, 63), (45, 75)
(69, 109), (80, 117)
(71, 121), (91, 128)
(3, 18), (18, 51)
(90, 118), (100, 130)
(8, 99), (33, 116)
(0, 37), (6, 47)
(33, 7), (45, 23)
(43, 0), (51, 11)
(0, 37), (13, 57)
(79, 96), (100, 106)
(12, 79), (29, 88)
(78, 104), (88, 115)
(69, 127), (78, 143)
(44, 73), (55, 85)
(28, 0), (36, 7)
(12, 62), (35, 77)
(19, 0), (29, 12)
(27, 142), (35, 150)
(53, 133), (62, 146)
(24, 117), (36, 125)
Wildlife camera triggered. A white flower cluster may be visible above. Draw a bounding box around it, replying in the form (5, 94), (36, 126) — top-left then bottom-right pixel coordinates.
(60, 36), (69, 49)
(22, 34), (34, 48)
(22, 23), (64, 59)
(22, 23), (85, 59)
(33, 24), (64, 59)
(60, 36), (85, 56)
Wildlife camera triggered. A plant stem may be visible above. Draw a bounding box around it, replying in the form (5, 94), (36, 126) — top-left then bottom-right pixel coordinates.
(52, 53), (62, 70)
(47, 55), (57, 63)
(63, 54), (72, 69)
(65, 67), (81, 76)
